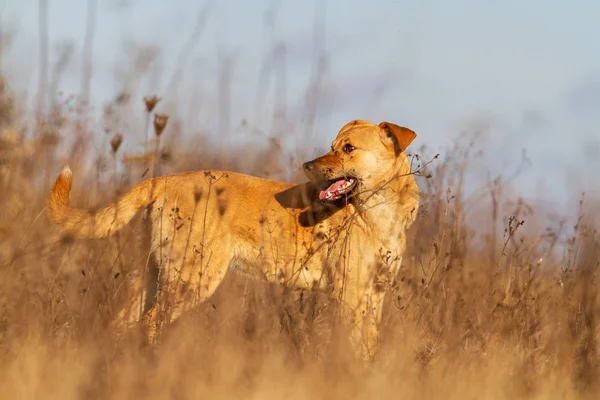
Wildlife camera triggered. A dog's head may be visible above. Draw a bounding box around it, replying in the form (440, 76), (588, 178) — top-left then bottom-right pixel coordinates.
(302, 120), (416, 205)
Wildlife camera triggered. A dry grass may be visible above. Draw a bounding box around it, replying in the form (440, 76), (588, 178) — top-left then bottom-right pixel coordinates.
(0, 60), (599, 399)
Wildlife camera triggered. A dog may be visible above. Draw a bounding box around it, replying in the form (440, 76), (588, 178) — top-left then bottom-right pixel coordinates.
(47, 120), (420, 360)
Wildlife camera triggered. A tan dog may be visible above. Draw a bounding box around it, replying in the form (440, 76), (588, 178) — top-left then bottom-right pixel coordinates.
(47, 120), (420, 360)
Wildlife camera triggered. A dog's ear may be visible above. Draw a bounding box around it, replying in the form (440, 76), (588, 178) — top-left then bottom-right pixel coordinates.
(378, 122), (416, 156)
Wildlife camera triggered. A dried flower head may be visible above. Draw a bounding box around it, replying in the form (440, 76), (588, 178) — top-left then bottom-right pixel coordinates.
(143, 96), (161, 113)
(95, 154), (108, 173)
(110, 133), (123, 153)
(115, 91), (130, 105)
(153, 113), (169, 137)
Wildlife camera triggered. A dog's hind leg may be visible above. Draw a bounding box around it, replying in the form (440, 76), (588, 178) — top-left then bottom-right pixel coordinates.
(141, 252), (231, 345)
(109, 253), (160, 342)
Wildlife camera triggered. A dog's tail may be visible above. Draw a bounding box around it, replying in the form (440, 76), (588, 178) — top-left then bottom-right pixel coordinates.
(47, 166), (157, 238)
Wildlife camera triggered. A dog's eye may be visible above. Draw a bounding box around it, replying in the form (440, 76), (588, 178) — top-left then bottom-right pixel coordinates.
(343, 144), (355, 154)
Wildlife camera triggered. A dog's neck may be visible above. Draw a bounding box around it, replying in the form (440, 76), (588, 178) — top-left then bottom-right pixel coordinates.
(352, 171), (419, 252)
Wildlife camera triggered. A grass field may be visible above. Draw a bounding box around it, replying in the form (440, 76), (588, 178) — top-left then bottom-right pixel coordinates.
(0, 30), (599, 400)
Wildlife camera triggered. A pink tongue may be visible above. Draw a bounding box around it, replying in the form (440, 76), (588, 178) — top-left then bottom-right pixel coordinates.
(319, 179), (349, 200)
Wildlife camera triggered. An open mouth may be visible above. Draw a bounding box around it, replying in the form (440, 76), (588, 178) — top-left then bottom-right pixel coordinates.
(319, 177), (358, 202)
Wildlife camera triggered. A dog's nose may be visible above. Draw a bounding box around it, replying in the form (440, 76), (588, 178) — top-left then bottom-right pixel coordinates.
(303, 161), (316, 172)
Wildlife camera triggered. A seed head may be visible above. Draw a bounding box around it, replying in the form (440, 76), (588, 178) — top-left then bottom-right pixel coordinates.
(194, 188), (203, 203)
(115, 91), (130, 105)
(110, 133), (123, 153)
(96, 154), (108, 173)
(143, 96), (160, 113)
(153, 113), (169, 137)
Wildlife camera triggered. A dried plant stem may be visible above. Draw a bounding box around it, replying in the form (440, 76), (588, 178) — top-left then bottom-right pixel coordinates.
(151, 136), (160, 178)
(36, 0), (49, 126)
(79, 0), (98, 121)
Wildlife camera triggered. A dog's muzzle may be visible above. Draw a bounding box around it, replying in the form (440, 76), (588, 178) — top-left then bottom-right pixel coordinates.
(302, 160), (316, 173)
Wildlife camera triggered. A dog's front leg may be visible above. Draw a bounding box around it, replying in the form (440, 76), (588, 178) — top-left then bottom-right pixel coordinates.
(346, 285), (386, 361)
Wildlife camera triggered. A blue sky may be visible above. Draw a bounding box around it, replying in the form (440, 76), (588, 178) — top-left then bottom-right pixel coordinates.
(2, 0), (600, 215)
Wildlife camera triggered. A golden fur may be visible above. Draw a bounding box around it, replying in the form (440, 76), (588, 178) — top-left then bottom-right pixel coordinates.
(47, 120), (420, 360)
